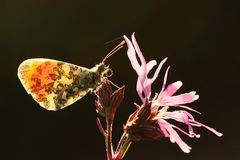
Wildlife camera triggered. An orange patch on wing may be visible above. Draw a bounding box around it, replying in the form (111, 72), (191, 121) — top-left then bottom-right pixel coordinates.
(25, 61), (58, 100)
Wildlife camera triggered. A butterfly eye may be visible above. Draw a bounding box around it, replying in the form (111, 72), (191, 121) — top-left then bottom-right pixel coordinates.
(105, 68), (113, 77)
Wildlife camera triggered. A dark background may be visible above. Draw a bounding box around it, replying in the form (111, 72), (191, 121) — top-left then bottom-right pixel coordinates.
(0, 0), (239, 160)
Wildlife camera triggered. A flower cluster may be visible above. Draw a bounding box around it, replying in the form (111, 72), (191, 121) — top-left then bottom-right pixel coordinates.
(123, 33), (223, 153)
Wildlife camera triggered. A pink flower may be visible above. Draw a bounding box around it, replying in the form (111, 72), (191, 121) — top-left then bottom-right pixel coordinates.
(123, 33), (223, 153)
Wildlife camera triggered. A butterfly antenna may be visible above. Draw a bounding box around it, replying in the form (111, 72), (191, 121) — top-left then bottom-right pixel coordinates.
(104, 36), (124, 45)
(102, 40), (125, 62)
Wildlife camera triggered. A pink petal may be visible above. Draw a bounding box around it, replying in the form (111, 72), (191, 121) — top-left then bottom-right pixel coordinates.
(171, 125), (200, 138)
(136, 78), (144, 102)
(162, 110), (222, 138)
(158, 119), (192, 153)
(146, 60), (157, 73)
(174, 105), (201, 114)
(163, 111), (188, 123)
(164, 81), (183, 96)
(189, 120), (223, 137)
(160, 66), (170, 94)
(124, 34), (149, 99)
(143, 58), (168, 98)
(160, 91), (199, 106)
(163, 110), (195, 122)
(123, 35), (141, 75)
(163, 111), (199, 137)
(131, 33), (147, 74)
(143, 79), (152, 98)
(137, 77), (152, 101)
(129, 33), (147, 85)
(150, 57), (168, 83)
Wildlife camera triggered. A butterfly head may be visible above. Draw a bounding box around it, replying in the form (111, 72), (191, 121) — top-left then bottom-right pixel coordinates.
(96, 40), (125, 79)
(96, 62), (113, 78)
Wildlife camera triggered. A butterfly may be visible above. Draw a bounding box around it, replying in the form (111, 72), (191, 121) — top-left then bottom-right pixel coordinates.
(18, 40), (125, 111)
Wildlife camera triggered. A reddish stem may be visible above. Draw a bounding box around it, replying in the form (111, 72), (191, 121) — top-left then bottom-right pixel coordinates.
(106, 119), (114, 160)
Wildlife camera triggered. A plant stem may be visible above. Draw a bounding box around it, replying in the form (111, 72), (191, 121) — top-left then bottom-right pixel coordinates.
(114, 131), (132, 160)
(106, 119), (114, 160)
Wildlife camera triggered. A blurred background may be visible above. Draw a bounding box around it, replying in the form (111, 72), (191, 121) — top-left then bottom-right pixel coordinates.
(0, 0), (239, 159)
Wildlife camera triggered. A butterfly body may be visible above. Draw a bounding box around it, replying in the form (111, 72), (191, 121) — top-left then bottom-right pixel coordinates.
(18, 58), (108, 111)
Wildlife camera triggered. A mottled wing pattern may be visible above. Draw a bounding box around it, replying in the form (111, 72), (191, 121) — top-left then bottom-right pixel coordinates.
(18, 58), (98, 111)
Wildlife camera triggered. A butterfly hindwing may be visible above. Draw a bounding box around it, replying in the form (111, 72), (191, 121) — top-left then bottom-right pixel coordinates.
(18, 58), (101, 111)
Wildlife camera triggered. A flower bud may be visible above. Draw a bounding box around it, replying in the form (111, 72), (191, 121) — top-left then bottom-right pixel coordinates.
(95, 79), (125, 121)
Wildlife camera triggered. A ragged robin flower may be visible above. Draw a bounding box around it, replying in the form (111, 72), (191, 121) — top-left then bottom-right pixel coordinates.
(123, 33), (223, 153)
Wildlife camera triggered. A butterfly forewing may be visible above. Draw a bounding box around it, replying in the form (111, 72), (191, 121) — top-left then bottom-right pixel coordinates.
(18, 58), (102, 111)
